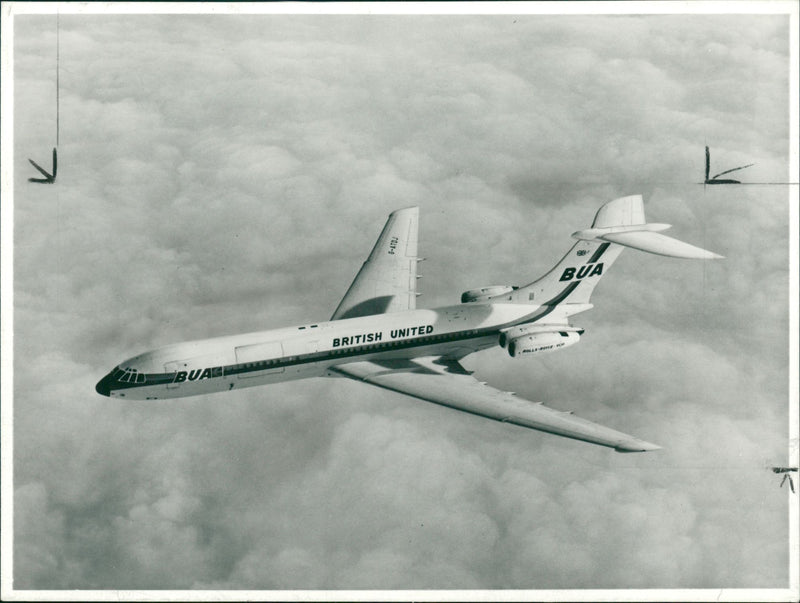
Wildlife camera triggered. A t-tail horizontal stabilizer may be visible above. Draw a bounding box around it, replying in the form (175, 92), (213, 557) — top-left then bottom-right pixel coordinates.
(28, 148), (57, 184)
(572, 195), (723, 260)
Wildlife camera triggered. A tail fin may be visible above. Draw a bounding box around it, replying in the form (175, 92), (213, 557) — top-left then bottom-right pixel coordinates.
(505, 195), (721, 306)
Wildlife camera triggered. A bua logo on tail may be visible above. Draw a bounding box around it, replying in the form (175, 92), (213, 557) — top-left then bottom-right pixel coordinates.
(559, 263), (604, 282)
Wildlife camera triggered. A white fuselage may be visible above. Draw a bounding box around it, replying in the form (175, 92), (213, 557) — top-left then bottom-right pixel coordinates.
(97, 302), (568, 400)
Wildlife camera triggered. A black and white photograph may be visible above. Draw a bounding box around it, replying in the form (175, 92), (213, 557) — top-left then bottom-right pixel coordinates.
(2, 2), (798, 600)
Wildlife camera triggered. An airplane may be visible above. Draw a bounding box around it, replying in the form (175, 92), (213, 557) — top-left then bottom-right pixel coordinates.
(28, 147), (57, 184)
(704, 145), (753, 185)
(96, 195), (722, 453)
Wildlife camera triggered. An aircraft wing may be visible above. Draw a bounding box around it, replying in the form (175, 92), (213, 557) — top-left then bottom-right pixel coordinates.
(331, 356), (660, 452)
(331, 207), (420, 320)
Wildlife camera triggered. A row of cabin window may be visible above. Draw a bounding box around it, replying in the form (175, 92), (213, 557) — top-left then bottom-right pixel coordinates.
(238, 357), (302, 369)
(327, 330), (481, 355)
(241, 359), (281, 369)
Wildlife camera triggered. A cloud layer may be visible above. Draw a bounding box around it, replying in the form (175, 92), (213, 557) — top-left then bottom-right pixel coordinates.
(10, 11), (793, 592)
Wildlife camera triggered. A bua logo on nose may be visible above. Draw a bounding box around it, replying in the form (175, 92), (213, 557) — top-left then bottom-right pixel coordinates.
(559, 262), (604, 282)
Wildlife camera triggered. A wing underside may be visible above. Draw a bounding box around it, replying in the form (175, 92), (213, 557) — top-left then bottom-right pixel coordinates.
(331, 207), (419, 320)
(331, 357), (660, 453)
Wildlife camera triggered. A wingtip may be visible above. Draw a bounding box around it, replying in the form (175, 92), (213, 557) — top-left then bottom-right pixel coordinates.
(389, 206), (419, 216)
(694, 249), (724, 260)
(615, 441), (662, 453)
(691, 249), (724, 260)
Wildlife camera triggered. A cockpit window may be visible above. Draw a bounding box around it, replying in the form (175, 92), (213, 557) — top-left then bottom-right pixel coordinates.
(117, 367), (146, 384)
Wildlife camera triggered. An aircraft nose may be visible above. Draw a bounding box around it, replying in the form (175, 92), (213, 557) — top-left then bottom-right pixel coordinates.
(95, 371), (114, 396)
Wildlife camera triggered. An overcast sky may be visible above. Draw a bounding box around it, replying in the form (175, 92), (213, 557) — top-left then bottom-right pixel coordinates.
(5, 4), (797, 597)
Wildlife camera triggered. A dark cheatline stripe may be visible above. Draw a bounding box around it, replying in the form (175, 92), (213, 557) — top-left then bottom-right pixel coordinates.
(102, 371), (177, 392)
(525, 281), (581, 323)
(587, 242), (610, 264)
(547, 280), (581, 306)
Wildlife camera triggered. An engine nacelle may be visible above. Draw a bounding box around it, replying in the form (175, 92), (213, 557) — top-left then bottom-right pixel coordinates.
(499, 324), (583, 348)
(506, 330), (581, 358)
(461, 285), (518, 303)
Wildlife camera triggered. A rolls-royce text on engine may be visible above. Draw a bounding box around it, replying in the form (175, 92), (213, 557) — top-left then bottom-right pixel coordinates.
(499, 324), (584, 357)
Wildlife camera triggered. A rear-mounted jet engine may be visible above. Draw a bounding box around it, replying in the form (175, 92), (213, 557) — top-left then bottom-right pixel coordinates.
(461, 285), (518, 303)
(500, 324), (584, 358)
